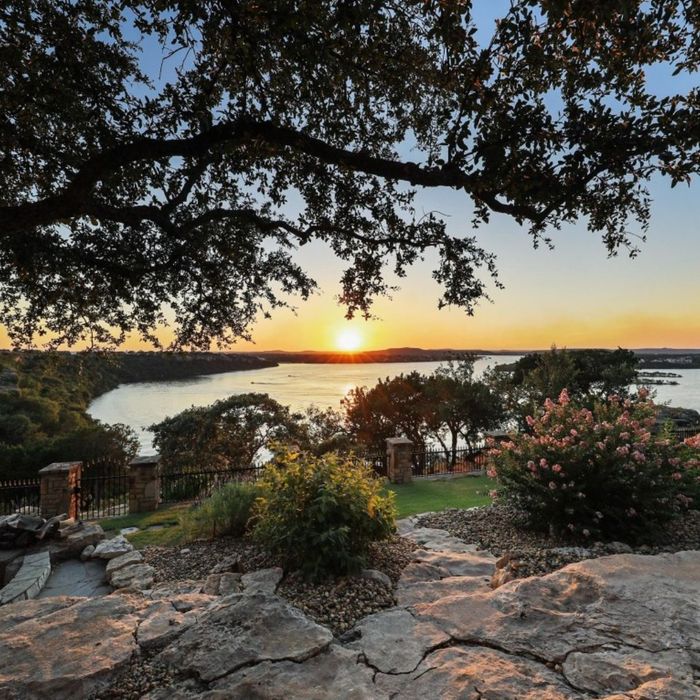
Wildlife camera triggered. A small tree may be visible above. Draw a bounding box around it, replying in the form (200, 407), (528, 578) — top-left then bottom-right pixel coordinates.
(151, 393), (299, 472)
(424, 360), (504, 463)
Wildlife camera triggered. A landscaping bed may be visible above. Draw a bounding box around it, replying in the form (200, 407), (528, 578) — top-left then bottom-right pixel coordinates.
(419, 504), (700, 579)
(142, 534), (415, 637)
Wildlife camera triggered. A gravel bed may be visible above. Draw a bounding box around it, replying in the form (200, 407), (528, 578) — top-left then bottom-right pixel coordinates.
(419, 504), (700, 578)
(141, 534), (415, 639)
(142, 536), (279, 582)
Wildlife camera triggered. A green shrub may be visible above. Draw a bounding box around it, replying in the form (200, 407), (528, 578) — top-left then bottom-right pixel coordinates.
(180, 481), (259, 540)
(252, 450), (396, 578)
(489, 389), (691, 540)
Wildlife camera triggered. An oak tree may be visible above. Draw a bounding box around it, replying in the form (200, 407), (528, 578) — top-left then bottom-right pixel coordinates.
(2, 1), (698, 347)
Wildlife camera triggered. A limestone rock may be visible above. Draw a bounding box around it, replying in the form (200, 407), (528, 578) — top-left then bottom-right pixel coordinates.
(79, 545), (95, 561)
(401, 526), (483, 553)
(397, 574), (490, 607)
(157, 593), (333, 682)
(562, 647), (695, 696)
(0, 594), (145, 699)
(359, 568), (392, 587)
(50, 522), (104, 561)
(375, 646), (582, 699)
(109, 562), (155, 590)
(210, 645), (379, 699)
(202, 572), (243, 596)
(346, 608), (449, 674)
(105, 550), (144, 579)
(241, 566), (283, 595)
(210, 555), (241, 574)
(92, 535), (134, 560)
(491, 565), (516, 589)
(411, 549), (496, 578)
(137, 600), (198, 650)
(413, 551), (700, 677)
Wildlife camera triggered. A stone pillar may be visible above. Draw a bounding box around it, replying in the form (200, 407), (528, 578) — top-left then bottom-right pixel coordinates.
(128, 455), (161, 513)
(39, 462), (81, 519)
(386, 437), (414, 484)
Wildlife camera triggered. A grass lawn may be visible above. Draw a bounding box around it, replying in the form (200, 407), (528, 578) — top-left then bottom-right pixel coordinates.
(97, 502), (190, 548)
(95, 476), (494, 549)
(387, 475), (494, 518)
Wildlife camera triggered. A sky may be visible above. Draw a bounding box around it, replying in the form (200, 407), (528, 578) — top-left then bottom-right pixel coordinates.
(3, 2), (698, 353)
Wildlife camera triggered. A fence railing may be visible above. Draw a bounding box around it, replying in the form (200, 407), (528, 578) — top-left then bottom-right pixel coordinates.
(160, 465), (264, 503)
(671, 427), (700, 442)
(79, 457), (129, 520)
(0, 478), (41, 516)
(411, 445), (486, 478)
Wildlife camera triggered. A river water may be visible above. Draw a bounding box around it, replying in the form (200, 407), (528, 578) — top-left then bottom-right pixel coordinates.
(88, 355), (700, 451)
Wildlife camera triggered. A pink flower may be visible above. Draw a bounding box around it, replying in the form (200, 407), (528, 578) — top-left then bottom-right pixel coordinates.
(552, 464), (562, 473)
(525, 415), (535, 427)
(569, 428), (578, 437)
(558, 388), (570, 405)
(582, 529), (590, 537)
(631, 450), (646, 463)
(548, 481), (557, 490)
(597, 442), (607, 451)
(672, 472), (682, 481)
(616, 446), (629, 456)
(540, 458), (548, 468)
(544, 398), (555, 411)
(669, 457), (681, 467)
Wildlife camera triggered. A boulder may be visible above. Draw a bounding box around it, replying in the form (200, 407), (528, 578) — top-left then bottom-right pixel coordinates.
(0, 594), (145, 699)
(136, 600), (198, 650)
(157, 593), (333, 682)
(210, 555), (241, 574)
(241, 567), (283, 595)
(105, 551), (144, 580)
(359, 568), (392, 587)
(92, 535), (134, 560)
(109, 562), (156, 590)
(79, 545), (95, 562)
(49, 522), (104, 561)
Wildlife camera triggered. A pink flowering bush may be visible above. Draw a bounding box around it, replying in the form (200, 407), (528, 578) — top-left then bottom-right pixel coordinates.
(488, 388), (697, 539)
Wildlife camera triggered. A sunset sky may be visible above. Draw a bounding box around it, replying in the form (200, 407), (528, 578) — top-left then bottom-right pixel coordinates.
(2, 2), (698, 353)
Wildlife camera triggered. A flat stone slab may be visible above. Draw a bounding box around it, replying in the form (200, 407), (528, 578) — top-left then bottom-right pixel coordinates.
(157, 593), (333, 682)
(38, 559), (111, 598)
(397, 574), (492, 607)
(209, 645), (378, 699)
(346, 608), (449, 674)
(402, 526), (485, 553)
(409, 549), (496, 577)
(375, 645), (583, 699)
(0, 551), (51, 604)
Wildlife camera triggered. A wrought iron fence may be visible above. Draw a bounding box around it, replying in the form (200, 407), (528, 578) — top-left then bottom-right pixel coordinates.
(160, 466), (264, 503)
(411, 445), (487, 478)
(79, 457), (129, 520)
(0, 478), (41, 516)
(671, 427), (700, 442)
(361, 452), (388, 477)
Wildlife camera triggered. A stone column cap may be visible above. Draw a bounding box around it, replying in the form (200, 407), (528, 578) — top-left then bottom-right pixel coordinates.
(385, 437), (414, 447)
(129, 454), (161, 466)
(39, 462), (82, 474)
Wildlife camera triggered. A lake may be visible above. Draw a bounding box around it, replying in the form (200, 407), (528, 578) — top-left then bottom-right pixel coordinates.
(88, 356), (700, 451)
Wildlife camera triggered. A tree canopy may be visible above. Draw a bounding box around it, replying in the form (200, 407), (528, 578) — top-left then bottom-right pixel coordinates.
(2, 1), (699, 347)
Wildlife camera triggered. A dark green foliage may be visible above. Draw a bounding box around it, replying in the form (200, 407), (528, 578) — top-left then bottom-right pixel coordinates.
(253, 450), (396, 578)
(343, 360), (503, 453)
(151, 393), (300, 473)
(180, 481), (259, 540)
(2, 2), (699, 347)
(0, 351), (137, 478)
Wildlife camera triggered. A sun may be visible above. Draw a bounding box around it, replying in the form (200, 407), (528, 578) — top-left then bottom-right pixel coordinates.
(336, 328), (363, 352)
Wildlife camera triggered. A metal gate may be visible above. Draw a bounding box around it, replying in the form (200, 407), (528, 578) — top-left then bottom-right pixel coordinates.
(79, 457), (129, 520)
